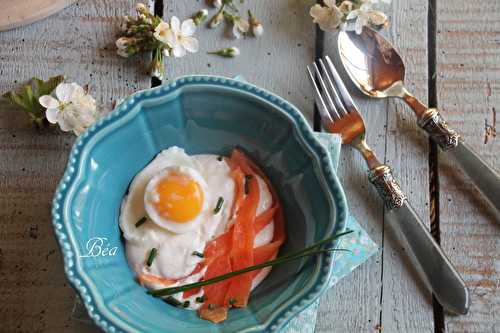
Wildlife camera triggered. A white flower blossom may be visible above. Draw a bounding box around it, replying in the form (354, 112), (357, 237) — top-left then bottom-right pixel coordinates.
(228, 15), (249, 39)
(153, 20), (171, 44)
(310, 0), (343, 32)
(346, 0), (390, 34)
(39, 83), (99, 136)
(165, 16), (199, 57)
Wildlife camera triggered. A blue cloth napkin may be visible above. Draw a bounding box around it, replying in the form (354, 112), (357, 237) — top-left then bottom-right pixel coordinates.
(282, 133), (379, 333)
(70, 132), (378, 333)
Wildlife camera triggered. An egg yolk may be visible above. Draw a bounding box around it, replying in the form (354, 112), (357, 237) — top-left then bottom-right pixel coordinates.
(152, 172), (204, 223)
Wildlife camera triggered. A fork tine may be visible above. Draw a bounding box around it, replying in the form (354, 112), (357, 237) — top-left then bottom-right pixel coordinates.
(312, 62), (341, 120)
(306, 66), (334, 124)
(318, 59), (348, 116)
(325, 55), (358, 113)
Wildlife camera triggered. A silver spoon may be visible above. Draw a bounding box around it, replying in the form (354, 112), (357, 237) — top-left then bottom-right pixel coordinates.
(337, 27), (500, 220)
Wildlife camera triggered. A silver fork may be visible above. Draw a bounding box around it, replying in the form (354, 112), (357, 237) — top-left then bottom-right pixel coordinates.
(307, 56), (470, 315)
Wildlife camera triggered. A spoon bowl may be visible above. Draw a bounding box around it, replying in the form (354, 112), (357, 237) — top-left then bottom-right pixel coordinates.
(338, 28), (407, 99)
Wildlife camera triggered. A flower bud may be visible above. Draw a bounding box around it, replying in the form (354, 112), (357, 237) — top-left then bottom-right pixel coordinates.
(136, 3), (148, 14)
(209, 11), (224, 28)
(248, 11), (263, 37)
(208, 47), (240, 58)
(192, 9), (208, 26)
(338, 1), (354, 14)
(212, 0), (222, 9)
(115, 37), (136, 49)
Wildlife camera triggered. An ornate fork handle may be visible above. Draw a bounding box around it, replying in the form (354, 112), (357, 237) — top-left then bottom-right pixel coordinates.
(368, 165), (407, 210)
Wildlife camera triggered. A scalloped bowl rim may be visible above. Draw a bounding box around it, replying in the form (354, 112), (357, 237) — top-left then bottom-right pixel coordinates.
(52, 75), (348, 333)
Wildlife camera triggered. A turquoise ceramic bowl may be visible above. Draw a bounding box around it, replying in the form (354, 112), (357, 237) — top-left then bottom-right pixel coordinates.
(52, 75), (348, 333)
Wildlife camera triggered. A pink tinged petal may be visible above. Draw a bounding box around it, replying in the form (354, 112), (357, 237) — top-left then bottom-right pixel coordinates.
(172, 45), (187, 58)
(39, 95), (59, 109)
(181, 19), (196, 36)
(45, 108), (60, 124)
(170, 16), (181, 33)
(181, 37), (199, 53)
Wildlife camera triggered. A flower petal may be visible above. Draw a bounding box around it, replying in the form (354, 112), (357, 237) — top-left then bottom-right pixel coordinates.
(324, 0), (336, 8)
(56, 83), (83, 102)
(232, 24), (242, 39)
(181, 36), (199, 53)
(310, 5), (329, 23)
(39, 95), (59, 109)
(45, 108), (59, 124)
(181, 19), (196, 36)
(57, 116), (73, 132)
(236, 19), (249, 33)
(165, 29), (178, 48)
(170, 16), (180, 33)
(172, 45), (187, 58)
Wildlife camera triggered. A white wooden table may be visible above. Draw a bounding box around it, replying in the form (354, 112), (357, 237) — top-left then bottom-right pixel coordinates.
(0, 1), (499, 332)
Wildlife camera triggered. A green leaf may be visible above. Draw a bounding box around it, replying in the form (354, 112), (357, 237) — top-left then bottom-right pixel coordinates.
(34, 75), (64, 97)
(1, 75), (64, 124)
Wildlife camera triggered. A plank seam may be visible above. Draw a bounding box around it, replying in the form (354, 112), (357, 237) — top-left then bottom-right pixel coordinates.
(428, 0), (445, 332)
(152, 0), (164, 87)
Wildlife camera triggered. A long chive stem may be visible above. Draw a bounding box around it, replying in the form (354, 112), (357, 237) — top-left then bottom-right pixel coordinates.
(148, 230), (353, 297)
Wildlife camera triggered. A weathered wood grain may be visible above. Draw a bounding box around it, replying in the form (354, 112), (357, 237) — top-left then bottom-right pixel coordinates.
(316, 0), (434, 332)
(436, 1), (500, 332)
(0, 1), (151, 332)
(163, 0), (317, 124)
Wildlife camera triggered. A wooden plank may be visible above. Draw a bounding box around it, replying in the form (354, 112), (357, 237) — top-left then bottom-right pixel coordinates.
(163, 0), (316, 124)
(0, 1), (151, 331)
(316, 0), (434, 331)
(436, 1), (500, 331)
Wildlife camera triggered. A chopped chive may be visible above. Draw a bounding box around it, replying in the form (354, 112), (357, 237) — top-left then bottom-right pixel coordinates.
(147, 230), (354, 297)
(217, 156), (223, 161)
(229, 298), (237, 306)
(213, 197), (224, 214)
(192, 251), (204, 258)
(182, 300), (190, 308)
(135, 216), (147, 227)
(244, 175), (253, 194)
(208, 303), (215, 310)
(165, 296), (182, 307)
(195, 296), (205, 303)
(146, 248), (158, 267)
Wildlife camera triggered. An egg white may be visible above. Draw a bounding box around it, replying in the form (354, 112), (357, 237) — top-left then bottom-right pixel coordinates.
(120, 146), (275, 310)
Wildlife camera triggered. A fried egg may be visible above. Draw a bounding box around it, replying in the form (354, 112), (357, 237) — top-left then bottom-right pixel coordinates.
(120, 146), (274, 310)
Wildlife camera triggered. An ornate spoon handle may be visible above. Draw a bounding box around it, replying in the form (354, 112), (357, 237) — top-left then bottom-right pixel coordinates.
(367, 165), (470, 315)
(416, 108), (500, 220)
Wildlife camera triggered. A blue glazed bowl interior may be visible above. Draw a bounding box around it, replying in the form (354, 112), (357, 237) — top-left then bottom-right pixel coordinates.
(56, 77), (347, 333)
